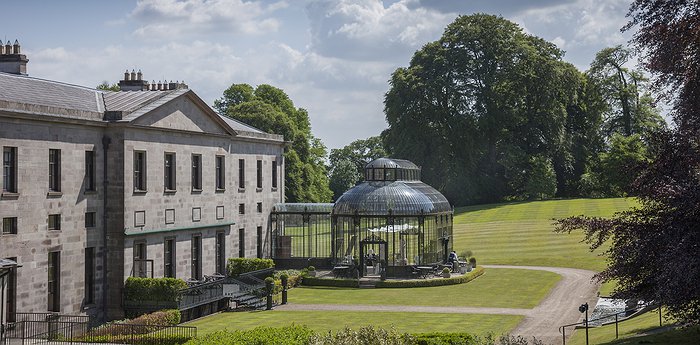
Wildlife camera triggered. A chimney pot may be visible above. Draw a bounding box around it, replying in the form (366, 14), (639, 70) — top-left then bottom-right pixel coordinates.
(137, 69), (143, 81)
(12, 40), (19, 54)
(130, 69), (136, 81)
(124, 70), (130, 81)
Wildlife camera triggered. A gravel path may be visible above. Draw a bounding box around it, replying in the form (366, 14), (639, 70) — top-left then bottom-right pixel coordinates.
(483, 265), (600, 344)
(276, 265), (600, 345)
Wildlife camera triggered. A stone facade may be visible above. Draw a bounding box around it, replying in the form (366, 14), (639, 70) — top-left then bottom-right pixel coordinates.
(0, 61), (285, 322)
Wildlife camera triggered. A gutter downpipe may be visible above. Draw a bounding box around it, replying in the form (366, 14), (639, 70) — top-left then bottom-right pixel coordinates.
(101, 135), (111, 323)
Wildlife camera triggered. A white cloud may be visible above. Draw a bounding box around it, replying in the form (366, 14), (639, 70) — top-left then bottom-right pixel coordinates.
(129, 0), (286, 38)
(305, 0), (454, 61)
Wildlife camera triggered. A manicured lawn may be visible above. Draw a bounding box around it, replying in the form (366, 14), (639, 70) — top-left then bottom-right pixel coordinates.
(453, 198), (636, 272)
(186, 310), (523, 336)
(288, 268), (560, 309)
(567, 309), (698, 345)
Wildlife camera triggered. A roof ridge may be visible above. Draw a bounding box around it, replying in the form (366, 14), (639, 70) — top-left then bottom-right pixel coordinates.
(0, 72), (101, 93)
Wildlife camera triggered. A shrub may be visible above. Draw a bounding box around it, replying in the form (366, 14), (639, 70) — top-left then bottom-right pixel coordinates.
(414, 332), (479, 345)
(227, 258), (274, 276)
(469, 257), (477, 267)
(123, 277), (187, 302)
(79, 309), (182, 339)
(184, 325), (314, 345)
(460, 250), (473, 260)
(307, 265), (316, 271)
(310, 326), (413, 344)
(302, 277), (359, 288)
(274, 269), (303, 288)
(376, 266), (485, 288)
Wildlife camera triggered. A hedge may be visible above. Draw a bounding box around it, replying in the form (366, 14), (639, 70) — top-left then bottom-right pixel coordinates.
(414, 332), (480, 345)
(123, 277), (188, 302)
(184, 325), (314, 345)
(227, 258), (274, 276)
(74, 310), (188, 344)
(301, 277), (360, 288)
(375, 266), (485, 288)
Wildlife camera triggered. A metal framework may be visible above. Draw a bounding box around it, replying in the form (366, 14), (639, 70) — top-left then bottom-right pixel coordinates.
(271, 158), (454, 278)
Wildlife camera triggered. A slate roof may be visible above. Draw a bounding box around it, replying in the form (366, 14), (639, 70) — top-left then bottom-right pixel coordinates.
(0, 72), (104, 120)
(218, 114), (264, 134)
(0, 72), (281, 141)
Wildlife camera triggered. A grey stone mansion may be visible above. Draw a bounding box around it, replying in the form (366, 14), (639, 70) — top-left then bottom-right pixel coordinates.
(0, 41), (285, 322)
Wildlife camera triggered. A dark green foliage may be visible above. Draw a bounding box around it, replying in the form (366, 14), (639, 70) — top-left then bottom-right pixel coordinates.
(274, 270), (304, 288)
(301, 277), (359, 288)
(226, 258), (274, 276)
(594, 133), (649, 196)
(328, 136), (388, 200)
(184, 325), (314, 345)
(414, 332), (478, 345)
(310, 326), (413, 344)
(524, 156), (557, 200)
(469, 257), (477, 267)
(123, 277), (187, 303)
(215, 83), (332, 203)
(383, 14), (604, 205)
(376, 266), (484, 288)
(75, 310), (189, 344)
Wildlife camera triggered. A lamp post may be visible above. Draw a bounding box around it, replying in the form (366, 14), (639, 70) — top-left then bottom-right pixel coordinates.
(579, 303), (589, 345)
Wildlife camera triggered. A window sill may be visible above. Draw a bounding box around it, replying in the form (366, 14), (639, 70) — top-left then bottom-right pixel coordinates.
(256, 187), (263, 192)
(1, 192), (19, 200)
(271, 187), (278, 192)
(48, 229), (61, 232)
(215, 188), (226, 193)
(191, 189), (202, 194)
(238, 188), (245, 193)
(0, 232), (17, 236)
(164, 189), (177, 194)
(133, 190), (148, 195)
(47, 191), (63, 198)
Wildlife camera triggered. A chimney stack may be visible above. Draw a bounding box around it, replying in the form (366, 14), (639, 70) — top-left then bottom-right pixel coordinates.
(0, 39), (29, 75)
(118, 68), (148, 91)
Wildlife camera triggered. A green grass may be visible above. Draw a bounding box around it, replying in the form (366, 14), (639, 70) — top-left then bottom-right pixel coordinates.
(567, 309), (699, 345)
(289, 268), (560, 309)
(453, 198), (636, 272)
(185, 310), (523, 336)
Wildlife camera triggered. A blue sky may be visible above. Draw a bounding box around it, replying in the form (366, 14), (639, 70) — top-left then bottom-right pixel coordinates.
(4, 0), (634, 150)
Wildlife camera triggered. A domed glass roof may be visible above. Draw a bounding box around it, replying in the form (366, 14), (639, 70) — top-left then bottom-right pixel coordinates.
(333, 158), (451, 216)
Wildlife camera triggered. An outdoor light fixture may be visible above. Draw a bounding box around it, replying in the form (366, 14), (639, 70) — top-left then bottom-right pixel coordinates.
(579, 302), (589, 345)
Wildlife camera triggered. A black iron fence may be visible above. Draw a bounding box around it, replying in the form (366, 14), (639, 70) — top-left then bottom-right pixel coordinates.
(559, 304), (662, 345)
(2, 313), (196, 345)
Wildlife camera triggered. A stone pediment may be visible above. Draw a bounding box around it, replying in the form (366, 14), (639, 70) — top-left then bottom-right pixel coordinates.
(131, 92), (233, 136)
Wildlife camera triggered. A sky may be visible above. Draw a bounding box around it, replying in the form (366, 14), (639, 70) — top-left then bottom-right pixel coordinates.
(3, 0), (635, 150)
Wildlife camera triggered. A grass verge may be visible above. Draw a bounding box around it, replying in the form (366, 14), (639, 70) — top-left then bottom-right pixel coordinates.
(288, 268), (560, 309)
(185, 310), (523, 336)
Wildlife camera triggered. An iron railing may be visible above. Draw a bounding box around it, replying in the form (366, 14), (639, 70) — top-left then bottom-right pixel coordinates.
(2, 318), (196, 345)
(559, 304), (662, 345)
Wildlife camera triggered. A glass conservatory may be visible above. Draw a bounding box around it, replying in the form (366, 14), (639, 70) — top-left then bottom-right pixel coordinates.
(271, 158), (453, 278)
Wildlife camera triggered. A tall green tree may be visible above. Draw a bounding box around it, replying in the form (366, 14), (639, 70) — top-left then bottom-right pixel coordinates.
(588, 45), (665, 139)
(96, 81), (120, 91)
(216, 83), (332, 203)
(557, 0), (700, 324)
(383, 14), (602, 205)
(327, 136), (387, 199)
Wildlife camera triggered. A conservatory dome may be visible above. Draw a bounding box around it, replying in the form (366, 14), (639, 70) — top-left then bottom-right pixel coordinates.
(333, 158), (451, 216)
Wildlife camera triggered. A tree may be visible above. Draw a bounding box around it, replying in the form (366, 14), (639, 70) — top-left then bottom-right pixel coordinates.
(216, 83), (332, 203)
(557, 0), (700, 324)
(327, 136), (387, 199)
(383, 14), (602, 205)
(587, 45), (665, 140)
(524, 156), (557, 200)
(595, 133), (649, 196)
(96, 81), (120, 91)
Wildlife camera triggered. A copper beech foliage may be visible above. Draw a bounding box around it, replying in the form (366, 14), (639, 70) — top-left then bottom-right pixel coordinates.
(556, 0), (700, 323)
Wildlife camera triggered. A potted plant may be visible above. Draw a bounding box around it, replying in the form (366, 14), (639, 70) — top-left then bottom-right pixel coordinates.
(441, 267), (451, 278)
(307, 265), (316, 277)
